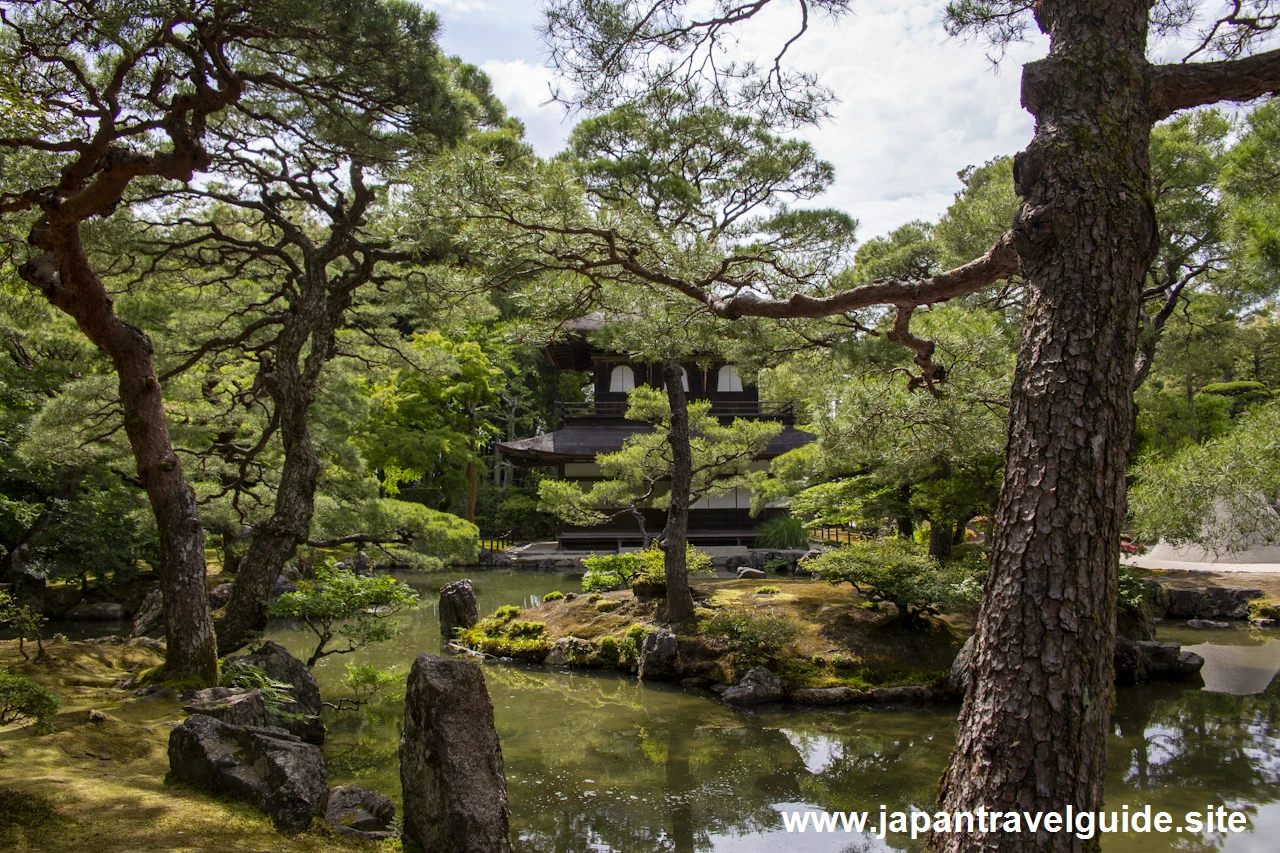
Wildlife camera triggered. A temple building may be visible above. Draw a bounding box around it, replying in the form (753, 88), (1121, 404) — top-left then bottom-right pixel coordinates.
(496, 317), (814, 550)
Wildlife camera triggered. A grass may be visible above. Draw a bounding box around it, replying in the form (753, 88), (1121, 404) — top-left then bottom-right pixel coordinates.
(0, 638), (387, 853)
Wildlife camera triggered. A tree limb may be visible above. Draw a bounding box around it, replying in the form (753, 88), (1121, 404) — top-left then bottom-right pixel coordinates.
(1149, 48), (1280, 122)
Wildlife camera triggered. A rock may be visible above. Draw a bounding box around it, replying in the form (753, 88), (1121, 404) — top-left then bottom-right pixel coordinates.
(1142, 578), (1169, 617)
(1114, 637), (1145, 685)
(167, 714), (328, 833)
(1118, 599), (1156, 641)
(182, 687), (268, 728)
(872, 686), (932, 703)
(129, 589), (165, 638)
(721, 667), (784, 704)
(709, 683), (729, 694)
(630, 576), (666, 600)
(789, 686), (871, 705)
(326, 784), (397, 841)
(735, 568), (766, 580)
(352, 551), (374, 577)
(1204, 587), (1263, 620)
(1136, 640), (1204, 680)
(1187, 619), (1232, 630)
(88, 709), (108, 723)
(680, 677), (710, 688)
(224, 641), (325, 744)
(544, 636), (593, 667)
(638, 628), (680, 681)
(400, 654), (511, 853)
(439, 579), (480, 639)
(208, 583), (234, 611)
(947, 636), (976, 695)
(1164, 587), (1210, 619)
(1253, 618), (1277, 628)
(272, 575), (300, 599)
(65, 601), (125, 621)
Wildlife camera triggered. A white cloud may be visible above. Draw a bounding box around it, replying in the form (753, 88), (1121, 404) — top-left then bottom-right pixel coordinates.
(438, 0), (1054, 244)
(480, 59), (577, 155)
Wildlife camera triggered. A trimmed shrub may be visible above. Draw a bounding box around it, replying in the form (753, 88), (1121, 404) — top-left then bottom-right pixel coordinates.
(806, 538), (968, 623)
(0, 668), (59, 728)
(541, 591), (564, 602)
(756, 585), (781, 595)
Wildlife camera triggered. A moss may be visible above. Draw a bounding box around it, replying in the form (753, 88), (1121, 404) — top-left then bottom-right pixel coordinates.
(1249, 597), (1280, 622)
(0, 640), (362, 853)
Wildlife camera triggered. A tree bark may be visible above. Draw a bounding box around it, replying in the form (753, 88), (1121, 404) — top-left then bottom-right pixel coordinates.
(927, 459), (954, 562)
(662, 362), (695, 624)
(933, 2), (1155, 850)
(217, 298), (341, 654)
(21, 222), (217, 686)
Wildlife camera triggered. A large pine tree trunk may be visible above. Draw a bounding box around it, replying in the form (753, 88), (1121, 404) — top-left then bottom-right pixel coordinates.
(662, 362), (695, 624)
(934, 3), (1154, 850)
(22, 221), (218, 685)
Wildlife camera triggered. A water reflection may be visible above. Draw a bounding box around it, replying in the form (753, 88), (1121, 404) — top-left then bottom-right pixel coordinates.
(263, 571), (1280, 853)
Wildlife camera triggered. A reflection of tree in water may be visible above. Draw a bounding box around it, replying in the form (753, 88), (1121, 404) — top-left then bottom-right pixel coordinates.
(1106, 679), (1280, 853)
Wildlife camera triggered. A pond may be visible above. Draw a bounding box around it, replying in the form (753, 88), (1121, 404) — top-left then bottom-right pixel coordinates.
(262, 571), (1280, 853)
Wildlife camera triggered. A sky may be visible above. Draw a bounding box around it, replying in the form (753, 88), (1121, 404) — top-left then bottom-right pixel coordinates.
(413, 1), (1045, 243)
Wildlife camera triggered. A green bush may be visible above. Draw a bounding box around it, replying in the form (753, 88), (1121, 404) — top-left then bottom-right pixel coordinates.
(506, 620), (547, 639)
(1117, 565), (1149, 615)
(756, 585), (780, 595)
(754, 514), (810, 550)
(621, 623), (652, 661)
(541, 591), (564, 602)
(582, 546), (713, 593)
(806, 538), (967, 623)
(582, 552), (642, 592)
(266, 561), (419, 666)
(491, 605), (522, 622)
(0, 592), (46, 661)
(701, 607), (800, 669)
(596, 635), (621, 664)
(0, 668), (59, 728)
(765, 557), (792, 575)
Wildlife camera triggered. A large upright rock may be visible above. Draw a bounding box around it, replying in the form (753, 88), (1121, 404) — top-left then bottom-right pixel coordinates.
(224, 641), (325, 744)
(129, 588), (165, 638)
(438, 579), (480, 639)
(721, 666), (784, 704)
(400, 654), (511, 853)
(167, 714), (328, 833)
(638, 628), (680, 681)
(947, 636), (976, 696)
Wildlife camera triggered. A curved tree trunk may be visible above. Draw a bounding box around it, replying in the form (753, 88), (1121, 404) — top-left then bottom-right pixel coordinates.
(934, 3), (1154, 850)
(22, 221), (218, 685)
(662, 362), (695, 624)
(217, 305), (339, 654)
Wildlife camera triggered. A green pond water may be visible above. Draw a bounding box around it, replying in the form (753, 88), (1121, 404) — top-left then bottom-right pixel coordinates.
(262, 571), (1280, 853)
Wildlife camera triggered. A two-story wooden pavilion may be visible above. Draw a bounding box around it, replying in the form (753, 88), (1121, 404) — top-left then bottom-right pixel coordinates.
(496, 317), (814, 550)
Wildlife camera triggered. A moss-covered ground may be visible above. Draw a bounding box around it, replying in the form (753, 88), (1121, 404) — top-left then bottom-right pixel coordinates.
(0, 638), (387, 853)
(464, 577), (974, 691)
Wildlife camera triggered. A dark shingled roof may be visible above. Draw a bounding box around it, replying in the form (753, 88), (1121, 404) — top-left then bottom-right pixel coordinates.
(496, 423), (815, 465)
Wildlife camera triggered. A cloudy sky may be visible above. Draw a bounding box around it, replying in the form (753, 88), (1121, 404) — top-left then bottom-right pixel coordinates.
(417, 1), (1048, 243)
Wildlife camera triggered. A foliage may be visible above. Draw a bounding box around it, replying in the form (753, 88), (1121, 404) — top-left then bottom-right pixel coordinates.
(806, 539), (970, 622)
(541, 591), (564, 602)
(0, 593), (45, 661)
(595, 635), (621, 665)
(221, 664), (300, 722)
(458, 606), (551, 661)
(621, 623), (652, 662)
(266, 561), (419, 667)
(581, 545), (712, 593)
(754, 515), (810, 550)
(0, 667), (58, 728)
(339, 664), (403, 710)
(1117, 566), (1150, 616)
(755, 586), (781, 595)
(700, 608), (800, 671)
(1130, 405), (1280, 551)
